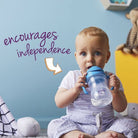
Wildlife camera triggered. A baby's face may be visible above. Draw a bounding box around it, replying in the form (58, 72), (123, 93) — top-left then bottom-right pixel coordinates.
(75, 35), (110, 74)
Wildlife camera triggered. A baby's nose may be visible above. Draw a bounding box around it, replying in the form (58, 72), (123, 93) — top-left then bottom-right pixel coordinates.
(87, 55), (93, 62)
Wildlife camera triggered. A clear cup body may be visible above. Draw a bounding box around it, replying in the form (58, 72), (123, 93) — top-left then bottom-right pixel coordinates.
(88, 74), (113, 107)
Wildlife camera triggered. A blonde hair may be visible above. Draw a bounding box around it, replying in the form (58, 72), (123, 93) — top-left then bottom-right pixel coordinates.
(76, 26), (109, 49)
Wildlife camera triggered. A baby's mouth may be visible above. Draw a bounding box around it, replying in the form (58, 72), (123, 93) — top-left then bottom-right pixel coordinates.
(87, 66), (92, 70)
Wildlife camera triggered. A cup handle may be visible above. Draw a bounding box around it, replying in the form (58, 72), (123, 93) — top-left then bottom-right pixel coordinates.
(82, 86), (88, 94)
(106, 75), (114, 90)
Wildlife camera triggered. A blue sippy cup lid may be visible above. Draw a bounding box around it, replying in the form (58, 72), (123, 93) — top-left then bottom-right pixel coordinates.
(86, 66), (105, 82)
(82, 66), (105, 94)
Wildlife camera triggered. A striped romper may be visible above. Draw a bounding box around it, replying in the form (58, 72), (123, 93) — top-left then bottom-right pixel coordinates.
(48, 70), (138, 138)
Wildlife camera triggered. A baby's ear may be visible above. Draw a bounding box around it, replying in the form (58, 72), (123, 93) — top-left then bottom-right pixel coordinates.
(74, 51), (79, 65)
(106, 51), (111, 63)
(74, 51), (77, 60)
(74, 51), (76, 57)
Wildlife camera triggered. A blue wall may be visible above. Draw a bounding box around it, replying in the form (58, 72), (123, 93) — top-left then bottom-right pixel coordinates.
(0, 0), (138, 128)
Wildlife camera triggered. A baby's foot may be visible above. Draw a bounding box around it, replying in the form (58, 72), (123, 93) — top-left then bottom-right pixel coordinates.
(118, 133), (126, 138)
(78, 133), (94, 138)
(95, 131), (118, 138)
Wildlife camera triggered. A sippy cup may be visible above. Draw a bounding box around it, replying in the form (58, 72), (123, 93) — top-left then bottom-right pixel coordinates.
(82, 66), (113, 107)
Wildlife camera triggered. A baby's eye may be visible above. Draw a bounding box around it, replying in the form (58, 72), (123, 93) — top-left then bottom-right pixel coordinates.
(81, 52), (86, 56)
(94, 51), (101, 56)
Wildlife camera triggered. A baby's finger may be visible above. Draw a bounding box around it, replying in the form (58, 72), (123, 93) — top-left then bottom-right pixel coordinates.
(79, 81), (88, 88)
(82, 72), (87, 76)
(109, 74), (116, 80)
(108, 72), (113, 77)
(77, 77), (85, 83)
(78, 74), (87, 83)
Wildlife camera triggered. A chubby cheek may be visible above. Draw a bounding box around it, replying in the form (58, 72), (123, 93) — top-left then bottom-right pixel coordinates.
(78, 62), (86, 73)
(97, 58), (107, 68)
(79, 63), (85, 71)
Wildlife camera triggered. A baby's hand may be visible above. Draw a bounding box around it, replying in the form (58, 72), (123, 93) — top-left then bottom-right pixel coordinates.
(108, 73), (120, 93)
(74, 73), (88, 93)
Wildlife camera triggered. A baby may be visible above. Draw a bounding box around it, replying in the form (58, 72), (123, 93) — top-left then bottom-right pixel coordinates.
(48, 27), (138, 138)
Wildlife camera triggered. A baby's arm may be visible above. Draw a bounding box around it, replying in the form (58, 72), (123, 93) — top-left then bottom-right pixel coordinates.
(55, 73), (87, 108)
(109, 74), (127, 112)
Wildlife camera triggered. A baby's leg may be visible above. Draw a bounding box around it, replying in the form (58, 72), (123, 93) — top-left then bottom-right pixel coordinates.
(78, 133), (95, 138)
(61, 130), (125, 138)
(61, 130), (94, 138)
(107, 117), (138, 137)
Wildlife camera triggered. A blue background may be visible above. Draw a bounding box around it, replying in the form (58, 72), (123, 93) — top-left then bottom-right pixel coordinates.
(0, 0), (138, 128)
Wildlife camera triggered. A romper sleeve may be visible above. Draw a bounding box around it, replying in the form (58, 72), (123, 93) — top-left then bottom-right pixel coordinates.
(59, 71), (75, 90)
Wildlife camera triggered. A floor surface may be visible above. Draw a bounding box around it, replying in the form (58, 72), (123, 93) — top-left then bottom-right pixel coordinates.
(0, 129), (48, 138)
